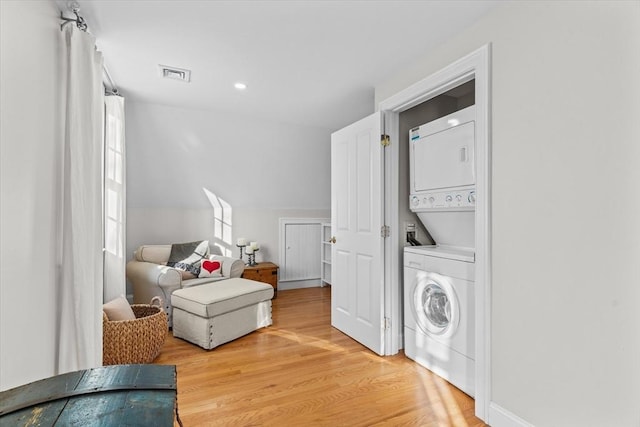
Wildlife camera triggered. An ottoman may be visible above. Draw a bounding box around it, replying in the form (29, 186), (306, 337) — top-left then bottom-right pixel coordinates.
(171, 278), (274, 350)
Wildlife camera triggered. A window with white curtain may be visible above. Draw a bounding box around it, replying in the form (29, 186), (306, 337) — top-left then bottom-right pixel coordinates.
(103, 95), (126, 302)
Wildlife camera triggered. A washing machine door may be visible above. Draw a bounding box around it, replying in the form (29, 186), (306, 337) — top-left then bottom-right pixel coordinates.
(412, 271), (460, 337)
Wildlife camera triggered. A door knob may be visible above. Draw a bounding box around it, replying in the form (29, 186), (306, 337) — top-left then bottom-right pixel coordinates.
(330, 236), (336, 244)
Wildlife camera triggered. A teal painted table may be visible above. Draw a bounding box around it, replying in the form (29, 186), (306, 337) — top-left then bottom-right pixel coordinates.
(0, 364), (178, 426)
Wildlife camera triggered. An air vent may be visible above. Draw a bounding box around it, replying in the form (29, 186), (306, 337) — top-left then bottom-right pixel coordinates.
(158, 65), (191, 82)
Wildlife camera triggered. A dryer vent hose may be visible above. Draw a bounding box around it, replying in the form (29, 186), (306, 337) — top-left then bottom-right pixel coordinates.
(407, 231), (422, 246)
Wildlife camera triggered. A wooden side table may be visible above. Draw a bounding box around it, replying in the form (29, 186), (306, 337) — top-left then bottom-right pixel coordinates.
(242, 262), (279, 297)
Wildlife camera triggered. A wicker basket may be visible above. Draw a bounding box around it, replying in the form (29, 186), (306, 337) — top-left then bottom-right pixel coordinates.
(103, 297), (168, 365)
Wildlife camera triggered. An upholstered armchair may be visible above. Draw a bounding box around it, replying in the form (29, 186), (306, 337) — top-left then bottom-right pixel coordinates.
(126, 244), (245, 326)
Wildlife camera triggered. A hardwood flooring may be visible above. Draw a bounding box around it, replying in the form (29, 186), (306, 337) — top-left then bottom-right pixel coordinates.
(155, 287), (486, 426)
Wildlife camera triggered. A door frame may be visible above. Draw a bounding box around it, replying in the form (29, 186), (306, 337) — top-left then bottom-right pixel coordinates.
(378, 44), (492, 421)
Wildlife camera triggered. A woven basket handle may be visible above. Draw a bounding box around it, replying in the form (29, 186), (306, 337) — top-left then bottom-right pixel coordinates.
(150, 296), (163, 309)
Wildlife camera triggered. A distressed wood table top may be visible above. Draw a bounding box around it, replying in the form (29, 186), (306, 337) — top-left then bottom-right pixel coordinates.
(0, 364), (177, 426)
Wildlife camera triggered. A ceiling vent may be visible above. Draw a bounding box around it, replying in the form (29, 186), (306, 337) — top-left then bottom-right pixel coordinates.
(158, 65), (191, 83)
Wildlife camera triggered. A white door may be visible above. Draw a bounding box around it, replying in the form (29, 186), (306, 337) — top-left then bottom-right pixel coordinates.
(331, 112), (385, 355)
(282, 222), (321, 281)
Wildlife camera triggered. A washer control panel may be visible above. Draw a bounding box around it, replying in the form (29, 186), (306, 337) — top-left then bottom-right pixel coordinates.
(410, 189), (476, 210)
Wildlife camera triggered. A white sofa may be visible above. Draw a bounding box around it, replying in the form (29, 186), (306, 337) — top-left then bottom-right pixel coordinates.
(126, 244), (245, 326)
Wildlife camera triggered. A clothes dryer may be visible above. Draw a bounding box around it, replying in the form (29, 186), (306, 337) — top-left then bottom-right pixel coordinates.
(404, 245), (475, 396)
(409, 105), (476, 248)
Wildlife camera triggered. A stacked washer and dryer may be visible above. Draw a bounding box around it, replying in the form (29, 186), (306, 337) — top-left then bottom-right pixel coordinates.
(404, 105), (476, 397)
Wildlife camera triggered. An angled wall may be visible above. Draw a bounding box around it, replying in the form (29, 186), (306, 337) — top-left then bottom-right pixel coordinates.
(125, 101), (331, 271)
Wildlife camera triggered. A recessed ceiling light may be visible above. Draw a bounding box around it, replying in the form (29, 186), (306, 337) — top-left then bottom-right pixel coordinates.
(234, 82), (247, 90)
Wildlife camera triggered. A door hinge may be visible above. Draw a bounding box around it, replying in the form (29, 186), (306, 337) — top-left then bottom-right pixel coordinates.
(381, 134), (390, 147)
(381, 225), (390, 238)
(382, 317), (391, 330)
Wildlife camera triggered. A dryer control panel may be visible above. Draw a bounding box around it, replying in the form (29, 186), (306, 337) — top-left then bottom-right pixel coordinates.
(410, 188), (476, 211)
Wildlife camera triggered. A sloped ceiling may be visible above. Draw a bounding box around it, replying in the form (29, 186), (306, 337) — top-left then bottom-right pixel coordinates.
(66, 0), (497, 130)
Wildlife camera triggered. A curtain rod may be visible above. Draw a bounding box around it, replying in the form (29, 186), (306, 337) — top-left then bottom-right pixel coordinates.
(103, 66), (120, 96)
(60, 2), (120, 96)
(60, 2), (87, 32)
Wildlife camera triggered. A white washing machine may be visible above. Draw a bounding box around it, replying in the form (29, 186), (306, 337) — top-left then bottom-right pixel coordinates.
(404, 245), (475, 396)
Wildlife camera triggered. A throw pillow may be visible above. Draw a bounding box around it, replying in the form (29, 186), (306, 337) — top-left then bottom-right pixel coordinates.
(198, 258), (222, 278)
(103, 295), (136, 321)
(167, 240), (209, 277)
(179, 269), (196, 280)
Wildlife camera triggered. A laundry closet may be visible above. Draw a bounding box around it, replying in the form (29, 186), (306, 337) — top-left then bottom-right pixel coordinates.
(330, 46), (490, 417)
(399, 79), (478, 397)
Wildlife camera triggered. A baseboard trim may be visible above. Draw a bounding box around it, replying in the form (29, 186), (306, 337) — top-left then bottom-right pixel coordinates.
(278, 279), (322, 291)
(489, 402), (534, 427)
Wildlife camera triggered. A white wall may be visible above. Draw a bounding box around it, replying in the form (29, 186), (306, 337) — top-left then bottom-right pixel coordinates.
(127, 207), (329, 266)
(126, 101), (331, 276)
(377, 2), (640, 426)
(0, 0), (62, 391)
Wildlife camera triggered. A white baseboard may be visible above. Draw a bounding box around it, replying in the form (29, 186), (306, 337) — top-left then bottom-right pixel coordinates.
(489, 402), (534, 427)
(278, 279), (322, 290)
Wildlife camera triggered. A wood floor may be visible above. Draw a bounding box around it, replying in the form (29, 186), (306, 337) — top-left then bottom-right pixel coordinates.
(155, 287), (486, 426)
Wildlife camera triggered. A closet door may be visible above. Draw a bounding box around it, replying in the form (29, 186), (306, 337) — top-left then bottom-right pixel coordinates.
(282, 222), (321, 281)
(331, 112), (385, 355)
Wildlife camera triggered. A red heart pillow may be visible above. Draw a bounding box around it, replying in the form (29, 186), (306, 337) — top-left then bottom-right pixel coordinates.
(199, 259), (222, 278)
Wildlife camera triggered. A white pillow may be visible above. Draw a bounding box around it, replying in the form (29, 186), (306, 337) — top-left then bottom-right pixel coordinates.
(103, 295), (135, 321)
(198, 257), (222, 278)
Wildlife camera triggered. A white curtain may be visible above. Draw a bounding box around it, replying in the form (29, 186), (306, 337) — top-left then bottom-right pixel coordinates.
(103, 95), (126, 303)
(57, 24), (104, 373)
